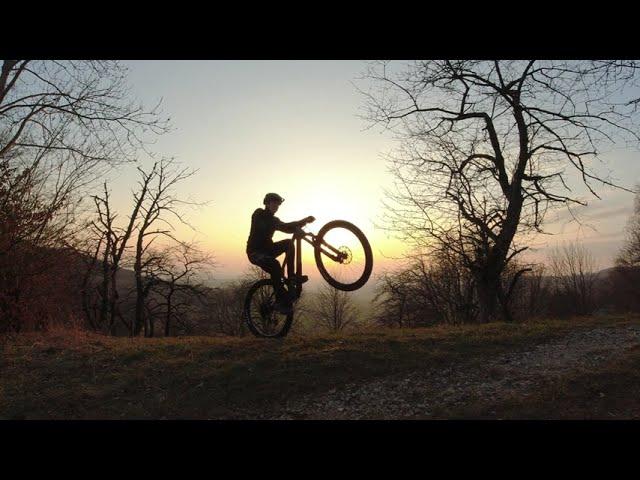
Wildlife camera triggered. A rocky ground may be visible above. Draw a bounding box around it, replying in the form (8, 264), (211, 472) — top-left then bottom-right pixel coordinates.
(270, 325), (640, 419)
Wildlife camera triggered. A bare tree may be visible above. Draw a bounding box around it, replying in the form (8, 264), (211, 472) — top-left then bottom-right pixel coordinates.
(609, 187), (640, 312)
(201, 280), (252, 337)
(77, 231), (105, 330)
(88, 178), (153, 335)
(131, 159), (198, 337)
(0, 60), (167, 332)
(1, 60), (167, 257)
(82, 159), (201, 337)
(310, 282), (359, 333)
(549, 242), (598, 316)
(361, 60), (640, 323)
(373, 269), (411, 328)
(504, 263), (550, 321)
(616, 186), (640, 267)
(145, 242), (215, 337)
(1, 61), (166, 167)
(411, 251), (477, 325)
(374, 250), (476, 328)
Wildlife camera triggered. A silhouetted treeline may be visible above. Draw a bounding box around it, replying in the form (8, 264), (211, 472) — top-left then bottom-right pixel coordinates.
(373, 205), (640, 327)
(373, 247), (640, 328)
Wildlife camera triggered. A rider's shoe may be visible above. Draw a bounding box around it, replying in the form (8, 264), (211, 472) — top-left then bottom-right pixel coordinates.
(283, 276), (308, 294)
(292, 275), (309, 284)
(273, 300), (293, 315)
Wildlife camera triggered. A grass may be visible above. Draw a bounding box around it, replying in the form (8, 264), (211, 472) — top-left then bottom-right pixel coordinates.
(1, 314), (638, 419)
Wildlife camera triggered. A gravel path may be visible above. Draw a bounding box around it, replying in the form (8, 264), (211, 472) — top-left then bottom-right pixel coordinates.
(268, 325), (640, 419)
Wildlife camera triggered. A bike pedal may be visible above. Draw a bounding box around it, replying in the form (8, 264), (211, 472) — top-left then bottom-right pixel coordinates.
(298, 275), (309, 284)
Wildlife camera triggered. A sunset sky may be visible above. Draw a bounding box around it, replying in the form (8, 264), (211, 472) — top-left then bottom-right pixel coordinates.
(103, 61), (640, 284)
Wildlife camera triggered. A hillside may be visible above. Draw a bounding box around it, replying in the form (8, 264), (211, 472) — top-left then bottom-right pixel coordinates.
(2, 314), (640, 420)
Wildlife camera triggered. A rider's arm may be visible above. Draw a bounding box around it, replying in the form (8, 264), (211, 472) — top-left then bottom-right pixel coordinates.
(274, 216), (314, 233)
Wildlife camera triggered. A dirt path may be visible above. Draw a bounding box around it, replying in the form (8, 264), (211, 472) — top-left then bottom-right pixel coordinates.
(269, 324), (640, 419)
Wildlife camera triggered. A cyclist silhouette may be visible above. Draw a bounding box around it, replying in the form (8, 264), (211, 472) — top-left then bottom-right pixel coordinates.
(246, 193), (315, 313)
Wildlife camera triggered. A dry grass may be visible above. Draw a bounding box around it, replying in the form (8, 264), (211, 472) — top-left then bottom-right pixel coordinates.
(1, 314), (638, 419)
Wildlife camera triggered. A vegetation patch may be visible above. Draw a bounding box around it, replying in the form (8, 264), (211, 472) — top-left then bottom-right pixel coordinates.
(2, 315), (638, 419)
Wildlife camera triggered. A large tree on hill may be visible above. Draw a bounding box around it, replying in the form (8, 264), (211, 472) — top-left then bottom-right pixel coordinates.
(362, 60), (640, 323)
(0, 60), (168, 332)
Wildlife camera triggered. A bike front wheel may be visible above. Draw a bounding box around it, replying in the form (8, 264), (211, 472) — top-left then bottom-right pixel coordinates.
(314, 220), (373, 291)
(244, 279), (294, 338)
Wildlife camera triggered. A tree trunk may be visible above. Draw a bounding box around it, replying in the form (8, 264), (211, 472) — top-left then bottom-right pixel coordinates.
(134, 271), (144, 337)
(109, 270), (120, 336)
(475, 271), (500, 323)
(497, 286), (513, 323)
(164, 289), (173, 337)
(99, 265), (110, 329)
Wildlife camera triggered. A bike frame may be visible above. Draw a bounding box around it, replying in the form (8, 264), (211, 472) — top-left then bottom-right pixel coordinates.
(282, 228), (348, 298)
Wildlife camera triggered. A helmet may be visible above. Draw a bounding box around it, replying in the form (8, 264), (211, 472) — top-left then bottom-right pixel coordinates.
(263, 192), (284, 205)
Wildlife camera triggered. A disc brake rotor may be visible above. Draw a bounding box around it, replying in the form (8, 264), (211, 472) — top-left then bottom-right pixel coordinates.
(339, 246), (353, 264)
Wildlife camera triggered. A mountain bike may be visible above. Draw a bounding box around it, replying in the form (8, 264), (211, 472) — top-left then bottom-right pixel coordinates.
(243, 220), (373, 338)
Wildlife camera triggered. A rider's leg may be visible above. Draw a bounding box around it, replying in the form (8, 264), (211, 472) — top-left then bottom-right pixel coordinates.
(271, 240), (295, 301)
(248, 252), (287, 303)
(271, 239), (294, 279)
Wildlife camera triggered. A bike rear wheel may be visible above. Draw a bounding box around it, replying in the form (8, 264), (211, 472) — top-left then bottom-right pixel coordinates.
(244, 279), (294, 338)
(314, 220), (373, 291)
